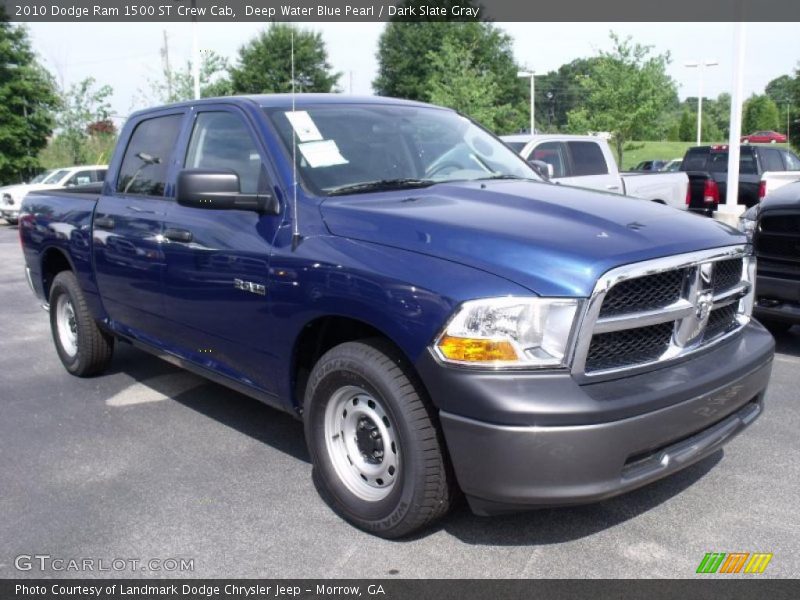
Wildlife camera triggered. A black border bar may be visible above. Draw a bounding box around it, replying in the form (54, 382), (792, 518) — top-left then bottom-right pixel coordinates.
(2, 0), (800, 22)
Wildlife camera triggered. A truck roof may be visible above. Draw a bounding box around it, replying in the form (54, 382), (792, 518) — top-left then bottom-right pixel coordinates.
(128, 94), (444, 119)
(500, 134), (606, 143)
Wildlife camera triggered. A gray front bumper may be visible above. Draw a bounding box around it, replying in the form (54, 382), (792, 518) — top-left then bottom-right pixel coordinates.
(420, 322), (774, 515)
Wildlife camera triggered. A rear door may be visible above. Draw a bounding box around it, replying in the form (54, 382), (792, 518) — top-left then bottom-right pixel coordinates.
(159, 105), (285, 392)
(92, 110), (185, 337)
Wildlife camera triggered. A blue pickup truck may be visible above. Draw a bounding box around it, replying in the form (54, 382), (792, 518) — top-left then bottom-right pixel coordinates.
(20, 95), (774, 538)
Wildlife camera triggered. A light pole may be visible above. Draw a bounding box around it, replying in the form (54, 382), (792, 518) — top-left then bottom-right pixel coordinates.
(518, 71), (535, 134)
(685, 59), (719, 146)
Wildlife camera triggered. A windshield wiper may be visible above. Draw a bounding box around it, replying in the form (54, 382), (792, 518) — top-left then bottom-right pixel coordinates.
(476, 173), (538, 181)
(327, 178), (437, 196)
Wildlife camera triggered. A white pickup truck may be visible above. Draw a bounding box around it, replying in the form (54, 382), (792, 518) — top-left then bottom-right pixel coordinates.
(501, 134), (689, 209)
(0, 165), (108, 224)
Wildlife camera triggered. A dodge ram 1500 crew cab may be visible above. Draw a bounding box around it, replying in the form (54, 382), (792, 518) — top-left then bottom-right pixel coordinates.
(20, 95), (774, 538)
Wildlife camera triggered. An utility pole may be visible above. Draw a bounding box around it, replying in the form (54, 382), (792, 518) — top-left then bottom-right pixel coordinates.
(518, 71), (535, 134)
(160, 30), (173, 101)
(191, 0), (200, 100)
(788, 104), (791, 146)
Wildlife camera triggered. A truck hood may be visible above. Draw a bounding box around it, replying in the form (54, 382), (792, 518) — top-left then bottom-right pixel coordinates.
(319, 180), (746, 297)
(1, 183), (51, 198)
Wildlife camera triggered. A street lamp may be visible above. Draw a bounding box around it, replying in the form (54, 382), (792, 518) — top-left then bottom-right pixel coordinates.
(685, 59), (719, 146)
(518, 71), (535, 134)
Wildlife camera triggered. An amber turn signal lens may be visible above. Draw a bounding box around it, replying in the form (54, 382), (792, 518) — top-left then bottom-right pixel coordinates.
(437, 335), (518, 363)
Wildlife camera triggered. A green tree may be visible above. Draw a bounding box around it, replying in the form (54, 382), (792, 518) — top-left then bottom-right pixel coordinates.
(0, 15), (59, 184)
(535, 58), (602, 131)
(55, 77), (113, 164)
(565, 33), (678, 166)
(426, 37), (510, 129)
(374, 16), (525, 132)
(228, 24), (340, 94)
(678, 109), (694, 142)
(743, 94), (780, 134)
(149, 50), (230, 103)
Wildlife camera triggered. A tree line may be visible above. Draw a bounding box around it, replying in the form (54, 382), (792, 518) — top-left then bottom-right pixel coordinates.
(1, 7), (798, 185)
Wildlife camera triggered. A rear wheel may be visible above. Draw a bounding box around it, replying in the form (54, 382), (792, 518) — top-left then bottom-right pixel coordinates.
(304, 339), (453, 538)
(49, 271), (114, 376)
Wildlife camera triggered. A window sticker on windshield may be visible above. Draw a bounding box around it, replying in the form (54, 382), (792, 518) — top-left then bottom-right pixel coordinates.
(298, 140), (349, 168)
(285, 111), (323, 142)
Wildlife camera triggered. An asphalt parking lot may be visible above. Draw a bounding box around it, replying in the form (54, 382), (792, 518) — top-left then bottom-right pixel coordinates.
(1, 223), (798, 579)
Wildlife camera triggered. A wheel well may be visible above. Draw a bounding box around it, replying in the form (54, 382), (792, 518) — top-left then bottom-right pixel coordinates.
(41, 248), (73, 299)
(292, 316), (399, 411)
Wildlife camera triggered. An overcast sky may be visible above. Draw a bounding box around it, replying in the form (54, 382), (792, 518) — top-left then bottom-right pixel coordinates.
(24, 21), (800, 123)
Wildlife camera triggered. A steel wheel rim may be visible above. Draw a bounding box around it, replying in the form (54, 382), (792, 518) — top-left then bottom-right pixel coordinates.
(323, 385), (400, 502)
(56, 295), (78, 357)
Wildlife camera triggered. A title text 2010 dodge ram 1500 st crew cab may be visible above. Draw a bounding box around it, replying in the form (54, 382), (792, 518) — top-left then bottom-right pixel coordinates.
(20, 95), (774, 538)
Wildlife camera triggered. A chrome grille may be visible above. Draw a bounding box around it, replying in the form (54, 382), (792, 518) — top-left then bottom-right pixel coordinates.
(586, 322), (674, 371)
(572, 246), (753, 379)
(712, 257), (743, 294)
(599, 269), (686, 317)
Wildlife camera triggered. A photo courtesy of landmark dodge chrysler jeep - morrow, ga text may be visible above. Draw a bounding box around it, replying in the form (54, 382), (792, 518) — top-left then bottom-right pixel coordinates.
(19, 95), (774, 538)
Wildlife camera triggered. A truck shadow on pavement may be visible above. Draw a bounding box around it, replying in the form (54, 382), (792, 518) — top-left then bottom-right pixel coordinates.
(107, 343), (310, 464)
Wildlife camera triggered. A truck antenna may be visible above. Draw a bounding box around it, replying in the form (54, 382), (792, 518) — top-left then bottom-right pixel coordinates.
(290, 26), (302, 250)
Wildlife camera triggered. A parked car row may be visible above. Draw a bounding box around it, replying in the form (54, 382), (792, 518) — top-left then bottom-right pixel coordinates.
(0, 165), (108, 224)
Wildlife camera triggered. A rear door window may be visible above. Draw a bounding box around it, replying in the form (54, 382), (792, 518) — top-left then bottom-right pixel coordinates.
(116, 114), (183, 196)
(566, 141), (609, 176)
(681, 149), (709, 171)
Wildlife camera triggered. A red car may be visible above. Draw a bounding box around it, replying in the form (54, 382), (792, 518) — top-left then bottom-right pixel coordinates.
(741, 130), (788, 144)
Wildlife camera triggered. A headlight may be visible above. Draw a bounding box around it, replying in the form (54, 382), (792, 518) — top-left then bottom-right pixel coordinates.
(433, 297), (580, 368)
(737, 205), (759, 243)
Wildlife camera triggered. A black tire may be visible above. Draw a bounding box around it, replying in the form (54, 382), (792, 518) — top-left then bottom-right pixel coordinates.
(759, 318), (793, 334)
(304, 339), (453, 538)
(49, 270), (114, 376)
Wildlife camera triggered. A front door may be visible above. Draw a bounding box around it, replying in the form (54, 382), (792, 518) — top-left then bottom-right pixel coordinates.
(159, 107), (284, 392)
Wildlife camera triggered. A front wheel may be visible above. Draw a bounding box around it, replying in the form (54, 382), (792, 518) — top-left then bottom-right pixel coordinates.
(49, 271), (114, 376)
(304, 340), (453, 538)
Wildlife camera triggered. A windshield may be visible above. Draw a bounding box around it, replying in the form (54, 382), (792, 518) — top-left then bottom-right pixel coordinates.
(29, 170), (55, 184)
(266, 104), (540, 196)
(44, 169), (70, 184)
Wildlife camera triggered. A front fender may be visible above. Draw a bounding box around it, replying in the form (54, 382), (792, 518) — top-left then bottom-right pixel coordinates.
(266, 235), (532, 404)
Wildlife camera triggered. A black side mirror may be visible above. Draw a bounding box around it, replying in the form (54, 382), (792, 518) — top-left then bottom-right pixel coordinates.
(528, 159), (554, 180)
(176, 169), (280, 215)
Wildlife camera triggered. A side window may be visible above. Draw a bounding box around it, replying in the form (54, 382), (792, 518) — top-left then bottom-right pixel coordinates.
(761, 148), (784, 172)
(782, 151), (800, 171)
(566, 141), (609, 176)
(66, 171), (92, 187)
(95, 169), (108, 182)
(530, 142), (567, 178)
(185, 111), (264, 194)
(116, 114), (183, 196)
